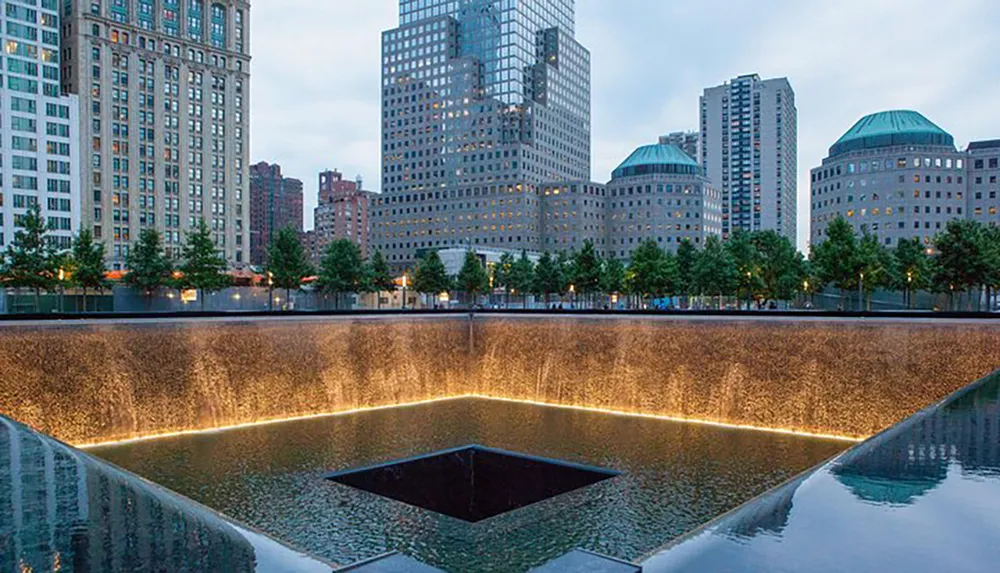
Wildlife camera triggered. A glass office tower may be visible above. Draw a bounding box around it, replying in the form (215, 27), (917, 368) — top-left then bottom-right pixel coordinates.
(375, 0), (591, 269)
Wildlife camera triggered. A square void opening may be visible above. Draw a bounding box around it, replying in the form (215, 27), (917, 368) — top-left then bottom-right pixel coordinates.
(326, 445), (619, 523)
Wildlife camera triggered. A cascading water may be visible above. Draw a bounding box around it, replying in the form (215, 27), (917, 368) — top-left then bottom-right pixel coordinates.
(1, 315), (998, 446)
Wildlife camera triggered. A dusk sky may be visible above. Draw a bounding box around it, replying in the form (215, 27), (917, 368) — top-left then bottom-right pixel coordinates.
(250, 0), (1000, 250)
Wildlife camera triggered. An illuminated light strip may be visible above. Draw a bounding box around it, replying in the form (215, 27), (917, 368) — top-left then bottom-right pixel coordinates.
(76, 394), (864, 449)
(75, 396), (472, 449)
(466, 395), (865, 443)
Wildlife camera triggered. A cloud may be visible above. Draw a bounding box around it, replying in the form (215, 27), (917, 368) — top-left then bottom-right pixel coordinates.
(251, 0), (1000, 248)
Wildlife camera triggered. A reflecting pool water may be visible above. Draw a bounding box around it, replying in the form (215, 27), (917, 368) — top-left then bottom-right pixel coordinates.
(92, 399), (846, 572)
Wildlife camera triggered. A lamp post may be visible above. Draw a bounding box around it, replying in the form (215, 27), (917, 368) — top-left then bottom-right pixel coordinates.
(58, 268), (66, 314)
(745, 271), (752, 311)
(267, 271), (274, 312)
(401, 274), (408, 311)
(859, 272), (865, 312)
(803, 280), (810, 309)
(906, 271), (913, 309)
(568, 284), (576, 310)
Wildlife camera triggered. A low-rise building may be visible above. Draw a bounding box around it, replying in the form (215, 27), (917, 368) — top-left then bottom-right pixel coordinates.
(606, 143), (723, 259)
(811, 110), (968, 249)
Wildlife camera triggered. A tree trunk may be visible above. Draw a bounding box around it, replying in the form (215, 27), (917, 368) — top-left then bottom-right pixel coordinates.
(201, 289), (206, 311)
(34, 287), (41, 314)
(82, 287), (88, 314)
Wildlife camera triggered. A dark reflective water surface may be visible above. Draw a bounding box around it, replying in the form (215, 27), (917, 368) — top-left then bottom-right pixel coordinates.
(92, 400), (845, 572)
(642, 374), (1000, 573)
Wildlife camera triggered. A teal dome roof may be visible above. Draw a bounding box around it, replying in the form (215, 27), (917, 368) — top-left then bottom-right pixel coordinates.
(612, 144), (700, 179)
(830, 110), (954, 157)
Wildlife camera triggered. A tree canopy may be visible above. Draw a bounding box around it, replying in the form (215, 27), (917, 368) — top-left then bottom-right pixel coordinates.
(266, 227), (312, 296)
(412, 250), (451, 296)
(179, 218), (231, 308)
(125, 228), (174, 299)
(456, 250), (490, 300)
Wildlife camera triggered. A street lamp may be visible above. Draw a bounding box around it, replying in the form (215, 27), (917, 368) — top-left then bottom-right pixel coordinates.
(267, 271), (274, 312)
(907, 271), (913, 309)
(58, 268), (66, 313)
(746, 271), (753, 311)
(401, 274), (409, 310)
(859, 272), (865, 312)
(568, 284), (576, 309)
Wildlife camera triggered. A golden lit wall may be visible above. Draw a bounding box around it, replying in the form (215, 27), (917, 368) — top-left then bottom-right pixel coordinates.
(2, 315), (999, 444)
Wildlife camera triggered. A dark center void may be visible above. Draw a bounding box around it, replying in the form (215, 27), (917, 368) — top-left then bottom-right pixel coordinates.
(326, 445), (620, 523)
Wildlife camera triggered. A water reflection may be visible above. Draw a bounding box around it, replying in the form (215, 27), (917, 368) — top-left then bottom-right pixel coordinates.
(93, 399), (846, 573)
(641, 373), (1000, 573)
(834, 375), (1000, 506)
(0, 416), (256, 573)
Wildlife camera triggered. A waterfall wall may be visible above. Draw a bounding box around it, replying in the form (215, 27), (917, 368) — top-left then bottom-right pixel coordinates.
(1, 315), (998, 444)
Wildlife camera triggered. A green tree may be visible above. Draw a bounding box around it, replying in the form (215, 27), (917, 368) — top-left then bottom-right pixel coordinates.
(179, 218), (231, 310)
(266, 227), (312, 309)
(494, 252), (515, 306)
(893, 238), (932, 308)
(532, 252), (564, 306)
(412, 250), (452, 302)
(627, 240), (677, 304)
(70, 229), (111, 313)
(692, 235), (738, 309)
(753, 231), (806, 305)
(570, 240), (602, 307)
(125, 228), (174, 309)
(366, 249), (396, 309)
(508, 251), (536, 308)
(856, 232), (895, 311)
(317, 239), (365, 309)
(675, 239), (699, 303)
(456, 250), (490, 306)
(811, 217), (860, 307)
(1, 204), (59, 312)
(934, 219), (992, 311)
(600, 257), (627, 301)
(727, 230), (761, 309)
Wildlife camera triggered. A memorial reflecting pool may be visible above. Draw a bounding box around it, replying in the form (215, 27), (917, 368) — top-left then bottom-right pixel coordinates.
(92, 399), (846, 572)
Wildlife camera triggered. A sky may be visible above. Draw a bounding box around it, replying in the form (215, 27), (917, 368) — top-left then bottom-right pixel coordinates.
(250, 0), (1000, 250)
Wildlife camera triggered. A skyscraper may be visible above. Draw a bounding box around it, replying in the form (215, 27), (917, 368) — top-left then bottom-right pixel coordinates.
(249, 162), (303, 266)
(373, 0), (591, 269)
(61, 0), (251, 269)
(701, 74), (797, 241)
(0, 0), (80, 252)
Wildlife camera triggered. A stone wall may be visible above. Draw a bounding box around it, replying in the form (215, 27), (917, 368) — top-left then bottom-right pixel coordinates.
(1, 315), (998, 444)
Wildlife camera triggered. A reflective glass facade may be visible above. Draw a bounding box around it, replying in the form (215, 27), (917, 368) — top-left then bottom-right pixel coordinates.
(376, 0), (591, 269)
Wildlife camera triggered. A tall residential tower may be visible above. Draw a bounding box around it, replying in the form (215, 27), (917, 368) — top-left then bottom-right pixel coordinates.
(61, 0), (251, 268)
(249, 162), (302, 266)
(373, 0), (592, 269)
(701, 74), (797, 241)
(0, 0), (80, 252)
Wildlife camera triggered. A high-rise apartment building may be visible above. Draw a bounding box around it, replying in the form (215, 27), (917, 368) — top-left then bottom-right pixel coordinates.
(659, 131), (699, 163)
(0, 0), (80, 252)
(373, 0), (591, 270)
(701, 74), (797, 241)
(61, 0), (251, 269)
(313, 170), (374, 260)
(249, 161), (303, 266)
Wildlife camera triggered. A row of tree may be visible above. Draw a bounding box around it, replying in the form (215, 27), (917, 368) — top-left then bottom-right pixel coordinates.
(4, 203), (1000, 312)
(0, 205), (230, 311)
(398, 219), (1000, 311)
